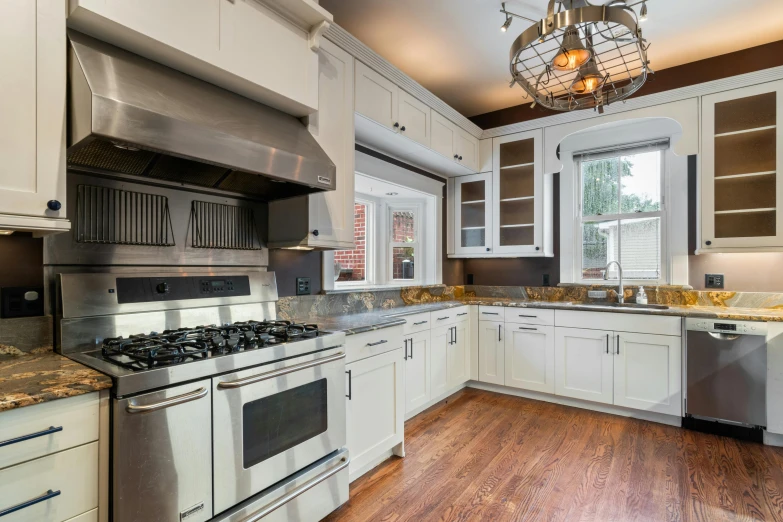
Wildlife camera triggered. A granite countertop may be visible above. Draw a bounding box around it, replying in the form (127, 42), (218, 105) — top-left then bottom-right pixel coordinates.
(0, 351), (113, 413)
(303, 298), (783, 336)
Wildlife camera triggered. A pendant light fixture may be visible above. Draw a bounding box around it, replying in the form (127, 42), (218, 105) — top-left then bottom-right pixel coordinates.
(551, 25), (591, 71)
(503, 0), (651, 112)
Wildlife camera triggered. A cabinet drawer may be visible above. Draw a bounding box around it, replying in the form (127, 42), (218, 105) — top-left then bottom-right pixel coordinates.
(0, 442), (98, 522)
(504, 308), (554, 326)
(65, 509), (97, 522)
(0, 393), (99, 471)
(478, 305), (504, 321)
(346, 326), (404, 364)
(402, 312), (431, 334)
(555, 310), (681, 336)
(432, 306), (470, 326)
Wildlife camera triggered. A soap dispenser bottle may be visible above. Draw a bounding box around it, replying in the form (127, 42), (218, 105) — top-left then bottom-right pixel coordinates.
(636, 286), (648, 305)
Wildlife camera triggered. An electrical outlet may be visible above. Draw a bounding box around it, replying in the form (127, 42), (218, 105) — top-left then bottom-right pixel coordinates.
(296, 277), (311, 295)
(466, 274), (474, 285)
(542, 274), (550, 287)
(705, 274), (724, 289)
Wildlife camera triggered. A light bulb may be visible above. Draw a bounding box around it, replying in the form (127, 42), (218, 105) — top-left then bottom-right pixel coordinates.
(639, 1), (648, 22)
(551, 26), (591, 71)
(501, 16), (512, 32)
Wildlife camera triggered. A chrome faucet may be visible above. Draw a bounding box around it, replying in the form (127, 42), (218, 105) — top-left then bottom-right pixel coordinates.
(603, 261), (624, 303)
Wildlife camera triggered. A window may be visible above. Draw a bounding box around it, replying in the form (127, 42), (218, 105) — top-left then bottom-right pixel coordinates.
(389, 207), (419, 281)
(577, 142), (666, 282)
(334, 201), (372, 283)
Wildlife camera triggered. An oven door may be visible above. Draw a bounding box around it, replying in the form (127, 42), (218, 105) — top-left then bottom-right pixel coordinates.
(212, 348), (346, 513)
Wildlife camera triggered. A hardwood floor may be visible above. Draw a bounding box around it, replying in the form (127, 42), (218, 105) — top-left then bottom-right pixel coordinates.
(325, 388), (783, 522)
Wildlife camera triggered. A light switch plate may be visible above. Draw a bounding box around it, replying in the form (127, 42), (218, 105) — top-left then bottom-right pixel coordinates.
(296, 277), (311, 295)
(588, 290), (608, 299)
(705, 274), (724, 289)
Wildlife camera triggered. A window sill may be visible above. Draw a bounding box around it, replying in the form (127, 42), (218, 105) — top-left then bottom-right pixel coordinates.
(325, 283), (445, 294)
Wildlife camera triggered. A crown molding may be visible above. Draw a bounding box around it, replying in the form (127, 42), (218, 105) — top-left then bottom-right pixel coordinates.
(324, 23), (484, 139)
(481, 65), (783, 139)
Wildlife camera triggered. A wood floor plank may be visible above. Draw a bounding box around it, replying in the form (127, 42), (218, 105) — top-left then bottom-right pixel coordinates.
(324, 389), (783, 522)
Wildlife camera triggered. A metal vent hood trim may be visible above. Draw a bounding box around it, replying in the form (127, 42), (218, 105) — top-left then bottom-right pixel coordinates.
(67, 30), (335, 195)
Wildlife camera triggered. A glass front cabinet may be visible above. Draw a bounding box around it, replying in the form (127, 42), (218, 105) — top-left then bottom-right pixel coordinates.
(449, 128), (552, 257)
(701, 80), (783, 251)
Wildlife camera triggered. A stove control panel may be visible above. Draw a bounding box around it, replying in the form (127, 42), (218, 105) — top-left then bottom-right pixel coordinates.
(116, 276), (251, 303)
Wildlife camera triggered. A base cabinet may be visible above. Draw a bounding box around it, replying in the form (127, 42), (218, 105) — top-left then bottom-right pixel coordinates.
(430, 324), (451, 399)
(555, 328), (614, 404)
(404, 331), (431, 414)
(448, 321), (470, 389)
(345, 348), (404, 480)
(478, 320), (504, 385)
(505, 325), (555, 394)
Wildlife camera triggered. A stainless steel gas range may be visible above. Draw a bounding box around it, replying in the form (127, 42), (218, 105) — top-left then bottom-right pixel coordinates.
(57, 271), (349, 522)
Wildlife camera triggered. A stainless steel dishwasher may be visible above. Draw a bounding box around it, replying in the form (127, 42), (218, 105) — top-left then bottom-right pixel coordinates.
(686, 318), (767, 427)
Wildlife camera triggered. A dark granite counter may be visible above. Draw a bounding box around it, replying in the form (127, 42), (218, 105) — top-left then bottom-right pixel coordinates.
(0, 352), (113, 413)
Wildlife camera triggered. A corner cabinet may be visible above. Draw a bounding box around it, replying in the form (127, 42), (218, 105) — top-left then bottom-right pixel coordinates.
(0, 0), (69, 234)
(700, 80), (783, 252)
(268, 39), (355, 249)
(448, 129), (552, 257)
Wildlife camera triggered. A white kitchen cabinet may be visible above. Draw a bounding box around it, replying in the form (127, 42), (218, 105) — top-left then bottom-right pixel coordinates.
(430, 324), (451, 399)
(268, 39), (355, 249)
(492, 129), (546, 256)
(453, 173), (493, 255)
(505, 324), (555, 394)
(0, 0), (68, 233)
(555, 327), (615, 404)
(431, 112), (479, 170)
(355, 61), (399, 131)
(68, 0), (327, 116)
(700, 80), (783, 252)
(345, 348), (404, 481)
(478, 138), (493, 173)
(456, 127), (480, 172)
(404, 331), (431, 414)
(398, 91), (431, 147)
(478, 320), (505, 385)
(448, 319), (470, 389)
(614, 333), (682, 416)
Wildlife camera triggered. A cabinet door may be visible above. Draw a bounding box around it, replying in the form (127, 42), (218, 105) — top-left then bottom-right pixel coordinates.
(448, 321), (470, 389)
(455, 127), (479, 172)
(454, 173), (493, 255)
(614, 333), (682, 416)
(306, 40), (355, 249)
(404, 331), (431, 414)
(555, 327), (614, 404)
(505, 325), (555, 394)
(478, 320), (505, 385)
(491, 129), (544, 255)
(346, 349), (404, 479)
(0, 0), (66, 220)
(355, 61), (399, 131)
(430, 324), (451, 398)
(701, 81), (783, 250)
(431, 111), (456, 160)
(398, 91), (431, 147)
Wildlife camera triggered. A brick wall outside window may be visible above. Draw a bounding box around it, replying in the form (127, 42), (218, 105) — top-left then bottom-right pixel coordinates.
(334, 203), (366, 282)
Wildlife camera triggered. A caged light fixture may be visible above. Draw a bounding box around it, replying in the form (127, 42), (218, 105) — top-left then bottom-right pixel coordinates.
(500, 0), (652, 112)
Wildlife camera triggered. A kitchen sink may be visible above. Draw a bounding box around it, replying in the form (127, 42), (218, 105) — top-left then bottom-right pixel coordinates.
(587, 302), (670, 310)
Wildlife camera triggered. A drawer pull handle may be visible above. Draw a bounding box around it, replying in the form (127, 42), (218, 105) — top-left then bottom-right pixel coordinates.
(413, 321), (428, 326)
(457, 312), (468, 316)
(518, 327), (538, 331)
(482, 312), (499, 315)
(0, 426), (63, 448)
(367, 340), (388, 347)
(0, 489), (61, 518)
(518, 314), (538, 318)
(437, 316), (449, 321)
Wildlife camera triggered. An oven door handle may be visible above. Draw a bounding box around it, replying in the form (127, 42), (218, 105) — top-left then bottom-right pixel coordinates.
(217, 352), (346, 389)
(126, 387), (208, 414)
(238, 456), (350, 522)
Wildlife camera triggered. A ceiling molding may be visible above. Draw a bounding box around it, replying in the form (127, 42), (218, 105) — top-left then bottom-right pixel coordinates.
(481, 65), (783, 139)
(325, 23), (484, 139)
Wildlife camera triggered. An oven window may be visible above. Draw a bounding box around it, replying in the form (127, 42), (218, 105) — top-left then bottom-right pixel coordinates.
(242, 379), (328, 468)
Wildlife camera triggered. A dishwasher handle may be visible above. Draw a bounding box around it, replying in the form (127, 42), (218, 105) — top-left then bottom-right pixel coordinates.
(708, 332), (741, 341)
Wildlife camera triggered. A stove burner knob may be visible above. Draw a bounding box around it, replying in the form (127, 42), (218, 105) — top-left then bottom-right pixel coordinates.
(156, 282), (169, 294)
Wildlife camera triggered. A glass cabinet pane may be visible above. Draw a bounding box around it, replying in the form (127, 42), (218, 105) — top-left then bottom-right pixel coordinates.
(498, 138), (535, 246)
(460, 180), (486, 247)
(713, 91), (777, 239)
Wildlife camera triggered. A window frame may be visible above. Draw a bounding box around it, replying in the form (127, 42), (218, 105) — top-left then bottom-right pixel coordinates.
(387, 204), (421, 284)
(333, 197), (375, 287)
(575, 148), (668, 285)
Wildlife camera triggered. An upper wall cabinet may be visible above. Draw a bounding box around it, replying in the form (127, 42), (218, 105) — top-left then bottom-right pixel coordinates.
(700, 80), (783, 252)
(0, 0), (69, 234)
(268, 40), (355, 250)
(353, 61), (480, 177)
(447, 129), (553, 258)
(68, 0), (331, 116)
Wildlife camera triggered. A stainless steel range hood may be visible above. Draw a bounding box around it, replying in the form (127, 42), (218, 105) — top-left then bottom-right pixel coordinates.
(67, 30), (335, 201)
